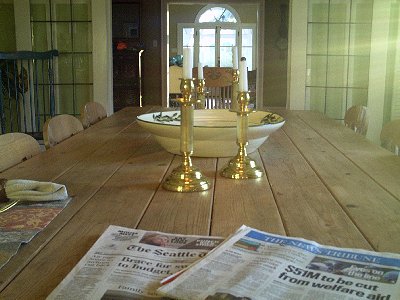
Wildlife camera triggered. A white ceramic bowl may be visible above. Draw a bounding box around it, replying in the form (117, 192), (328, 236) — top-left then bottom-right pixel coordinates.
(137, 109), (285, 157)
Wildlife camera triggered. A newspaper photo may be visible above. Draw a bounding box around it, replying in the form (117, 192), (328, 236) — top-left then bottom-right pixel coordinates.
(158, 225), (400, 300)
(47, 225), (223, 299)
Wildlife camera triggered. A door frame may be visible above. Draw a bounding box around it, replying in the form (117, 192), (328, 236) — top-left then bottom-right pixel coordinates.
(161, 0), (265, 108)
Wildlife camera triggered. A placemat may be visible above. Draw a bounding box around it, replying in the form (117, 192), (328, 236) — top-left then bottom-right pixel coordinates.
(0, 198), (71, 269)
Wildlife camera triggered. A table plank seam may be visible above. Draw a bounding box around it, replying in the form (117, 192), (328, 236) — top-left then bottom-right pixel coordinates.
(132, 149), (175, 230)
(260, 150), (290, 237)
(296, 113), (400, 203)
(0, 114), (155, 292)
(207, 158), (220, 236)
(279, 125), (376, 251)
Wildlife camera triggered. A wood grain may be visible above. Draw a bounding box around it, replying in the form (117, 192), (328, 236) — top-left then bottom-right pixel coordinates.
(282, 112), (400, 252)
(0, 106), (153, 181)
(295, 110), (400, 201)
(0, 133), (41, 172)
(260, 128), (372, 250)
(43, 114), (84, 148)
(1, 107), (398, 299)
(80, 101), (108, 128)
(0, 108), (153, 291)
(212, 152), (285, 237)
(138, 155), (217, 235)
(0, 133), (172, 298)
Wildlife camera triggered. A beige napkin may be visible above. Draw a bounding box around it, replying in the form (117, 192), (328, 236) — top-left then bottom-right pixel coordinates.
(0, 178), (68, 202)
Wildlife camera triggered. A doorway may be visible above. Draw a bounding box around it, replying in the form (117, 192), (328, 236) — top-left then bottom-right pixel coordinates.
(161, 1), (265, 108)
(112, 0), (144, 111)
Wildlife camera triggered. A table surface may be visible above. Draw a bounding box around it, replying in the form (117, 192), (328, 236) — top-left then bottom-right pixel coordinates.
(0, 106), (399, 298)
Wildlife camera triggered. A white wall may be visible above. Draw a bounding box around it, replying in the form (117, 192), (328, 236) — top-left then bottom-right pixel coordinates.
(92, 0), (113, 115)
(287, 0), (307, 110)
(288, 0), (395, 144)
(13, 0), (31, 51)
(366, 0), (391, 143)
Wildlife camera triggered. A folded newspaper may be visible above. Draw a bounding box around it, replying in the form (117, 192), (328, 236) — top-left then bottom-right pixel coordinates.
(158, 226), (400, 300)
(47, 225), (224, 299)
(48, 225), (400, 300)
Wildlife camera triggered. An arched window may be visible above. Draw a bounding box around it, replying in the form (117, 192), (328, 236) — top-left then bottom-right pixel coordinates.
(177, 5), (256, 70)
(197, 5), (238, 23)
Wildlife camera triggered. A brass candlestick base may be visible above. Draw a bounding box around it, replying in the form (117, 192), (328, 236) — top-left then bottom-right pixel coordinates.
(221, 91), (263, 179)
(221, 145), (263, 179)
(162, 78), (211, 192)
(163, 154), (211, 192)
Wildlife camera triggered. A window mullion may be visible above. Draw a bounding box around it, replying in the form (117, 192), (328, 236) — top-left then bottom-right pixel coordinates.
(216, 26), (221, 67)
(194, 28), (199, 65)
(237, 27), (242, 59)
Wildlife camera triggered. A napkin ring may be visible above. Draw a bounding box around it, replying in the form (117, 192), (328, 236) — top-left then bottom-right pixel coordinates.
(0, 178), (8, 202)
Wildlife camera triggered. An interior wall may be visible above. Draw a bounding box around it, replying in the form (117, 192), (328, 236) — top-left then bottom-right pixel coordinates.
(264, 0), (289, 108)
(0, 3), (16, 51)
(169, 4), (203, 56)
(141, 0), (162, 105)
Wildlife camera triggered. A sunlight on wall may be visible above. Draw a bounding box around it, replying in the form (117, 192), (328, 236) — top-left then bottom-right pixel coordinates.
(305, 0), (373, 120)
(384, 1), (400, 123)
(30, 0), (93, 116)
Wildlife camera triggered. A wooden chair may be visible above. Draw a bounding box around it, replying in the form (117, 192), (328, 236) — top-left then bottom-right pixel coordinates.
(80, 102), (107, 128)
(43, 115), (84, 148)
(248, 69), (257, 104)
(380, 119), (400, 155)
(193, 67), (233, 109)
(0, 133), (41, 172)
(168, 65), (183, 108)
(344, 105), (368, 136)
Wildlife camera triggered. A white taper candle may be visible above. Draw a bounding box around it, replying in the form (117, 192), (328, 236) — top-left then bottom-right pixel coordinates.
(182, 48), (193, 79)
(238, 57), (248, 92)
(198, 62), (203, 79)
(232, 46), (238, 69)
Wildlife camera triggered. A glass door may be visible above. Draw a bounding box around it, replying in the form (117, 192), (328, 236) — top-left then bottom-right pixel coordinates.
(198, 27), (237, 67)
(199, 28), (215, 67)
(219, 28), (236, 67)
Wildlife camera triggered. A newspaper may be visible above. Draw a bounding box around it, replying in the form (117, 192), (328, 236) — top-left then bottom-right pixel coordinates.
(158, 225), (400, 300)
(47, 225), (223, 299)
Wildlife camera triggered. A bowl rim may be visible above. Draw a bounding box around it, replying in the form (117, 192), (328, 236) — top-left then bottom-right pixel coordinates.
(136, 110), (285, 129)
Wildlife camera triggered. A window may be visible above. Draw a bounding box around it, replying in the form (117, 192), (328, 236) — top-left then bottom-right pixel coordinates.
(30, 0), (93, 116)
(305, 0), (373, 120)
(178, 5), (256, 70)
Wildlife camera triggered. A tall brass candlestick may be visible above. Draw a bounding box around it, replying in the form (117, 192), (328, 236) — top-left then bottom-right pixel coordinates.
(221, 91), (263, 179)
(162, 78), (211, 192)
(230, 69), (239, 112)
(194, 78), (206, 109)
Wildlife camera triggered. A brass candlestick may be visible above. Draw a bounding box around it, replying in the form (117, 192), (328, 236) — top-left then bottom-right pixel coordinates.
(221, 91), (263, 179)
(194, 78), (206, 109)
(230, 69), (239, 112)
(162, 78), (211, 192)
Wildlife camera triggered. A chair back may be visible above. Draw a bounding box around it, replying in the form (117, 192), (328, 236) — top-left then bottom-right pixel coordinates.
(169, 65), (183, 94)
(81, 102), (107, 128)
(344, 105), (368, 135)
(0, 50), (58, 138)
(380, 119), (400, 155)
(193, 67), (233, 109)
(169, 65), (183, 107)
(43, 115), (84, 148)
(0, 132), (41, 172)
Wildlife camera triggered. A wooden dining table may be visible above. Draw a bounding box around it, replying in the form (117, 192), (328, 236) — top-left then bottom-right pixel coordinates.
(0, 106), (399, 298)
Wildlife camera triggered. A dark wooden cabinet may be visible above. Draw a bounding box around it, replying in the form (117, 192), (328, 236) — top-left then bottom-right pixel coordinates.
(113, 49), (142, 111)
(112, 0), (143, 111)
